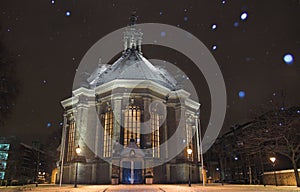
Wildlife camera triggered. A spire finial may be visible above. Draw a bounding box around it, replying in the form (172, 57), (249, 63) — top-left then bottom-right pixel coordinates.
(123, 11), (143, 53)
(129, 11), (137, 26)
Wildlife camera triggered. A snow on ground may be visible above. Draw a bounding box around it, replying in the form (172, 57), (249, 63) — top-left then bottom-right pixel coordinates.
(0, 184), (299, 192)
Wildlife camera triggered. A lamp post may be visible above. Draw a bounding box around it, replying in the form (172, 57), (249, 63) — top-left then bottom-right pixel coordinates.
(32, 141), (40, 187)
(269, 157), (278, 186)
(187, 147), (193, 187)
(196, 115), (205, 186)
(74, 145), (81, 188)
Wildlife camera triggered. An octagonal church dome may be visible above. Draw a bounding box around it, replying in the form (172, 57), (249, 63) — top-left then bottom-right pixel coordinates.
(87, 15), (177, 90)
(87, 49), (177, 90)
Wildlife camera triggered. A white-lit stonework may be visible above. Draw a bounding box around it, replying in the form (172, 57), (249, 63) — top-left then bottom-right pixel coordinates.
(58, 16), (202, 184)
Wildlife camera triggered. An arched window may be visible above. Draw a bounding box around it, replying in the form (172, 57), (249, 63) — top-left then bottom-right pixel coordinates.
(123, 106), (141, 147)
(67, 120), (76, 162)
(103, 108), (113, 157)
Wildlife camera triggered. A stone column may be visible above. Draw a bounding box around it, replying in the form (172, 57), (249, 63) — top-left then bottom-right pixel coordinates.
(142, 97), (151, 149)
(163, 119), (168, 159)
(94, 103), (101, 157)
(75, 103), (90, 151)
(195, 117), (201, 163)
(92, 101), (100, 184)
(91, 163), (97, 184)
(112, 97), (122, 144)
(175, 103), (186, 159)
(166, 163), (170, 182)
(59, 112), (68, 185)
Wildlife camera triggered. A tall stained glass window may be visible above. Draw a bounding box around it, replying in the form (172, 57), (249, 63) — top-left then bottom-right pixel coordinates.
(151, 111), (160, 158)
(103, 108), (113, 157)
(67, 120), (76, 162)
(123, 106), (141, 147)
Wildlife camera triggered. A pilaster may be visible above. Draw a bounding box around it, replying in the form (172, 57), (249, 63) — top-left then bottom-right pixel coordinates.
(112, 97), (122, 143)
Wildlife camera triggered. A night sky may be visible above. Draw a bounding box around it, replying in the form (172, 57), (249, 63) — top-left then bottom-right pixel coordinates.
(0, 0), (299, 144)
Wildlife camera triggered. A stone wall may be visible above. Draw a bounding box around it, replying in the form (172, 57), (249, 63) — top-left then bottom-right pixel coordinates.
(263, 169), (300, 186)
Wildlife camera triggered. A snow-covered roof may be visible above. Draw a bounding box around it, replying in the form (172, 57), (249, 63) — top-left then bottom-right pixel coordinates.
(87, 49), (177, 90)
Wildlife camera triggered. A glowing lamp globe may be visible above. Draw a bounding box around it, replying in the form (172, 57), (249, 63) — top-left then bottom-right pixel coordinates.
(75, 145), (81, 154)
(269, 157), (276, 163)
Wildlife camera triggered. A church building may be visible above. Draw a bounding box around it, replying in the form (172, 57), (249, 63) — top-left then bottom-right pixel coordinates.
(58, 15), (203, 184)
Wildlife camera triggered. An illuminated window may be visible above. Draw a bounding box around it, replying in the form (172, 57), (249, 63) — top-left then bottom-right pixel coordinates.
(151, 111), (160, 158)
(103, 108), (113, 157)
(0, 144), (10, 151)
(123, 106), (141, 147)
(67, 120), (76, 162)
(0, 162), (6, 170)
(0, 152), (8, 161)
(0, 171), (5, 179)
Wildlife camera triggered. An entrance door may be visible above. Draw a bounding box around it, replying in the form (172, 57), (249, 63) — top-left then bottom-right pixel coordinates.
(122, 161), (131, 184)
(122, 161), (143, 184)
(133, 161), (143, 184)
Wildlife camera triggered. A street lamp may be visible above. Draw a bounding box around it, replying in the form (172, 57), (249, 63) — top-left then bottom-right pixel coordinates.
(187, 147), (193, 187)
(74, 145), (81, 188)
(269, 156), (278, 186)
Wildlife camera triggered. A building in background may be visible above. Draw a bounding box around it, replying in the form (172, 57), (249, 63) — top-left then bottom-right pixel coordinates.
(205, 123), (268, 184)
(0, 137), (11, 184)
(205, 106), (300, 186)
(0, 136), (47, 185)
(58, 15), (202, 184)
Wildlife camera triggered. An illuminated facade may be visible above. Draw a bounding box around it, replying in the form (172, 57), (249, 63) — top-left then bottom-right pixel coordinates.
(59, 16), (202, 184)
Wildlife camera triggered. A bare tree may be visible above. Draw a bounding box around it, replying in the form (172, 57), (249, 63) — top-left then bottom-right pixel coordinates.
(239, 106), (300, 187)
